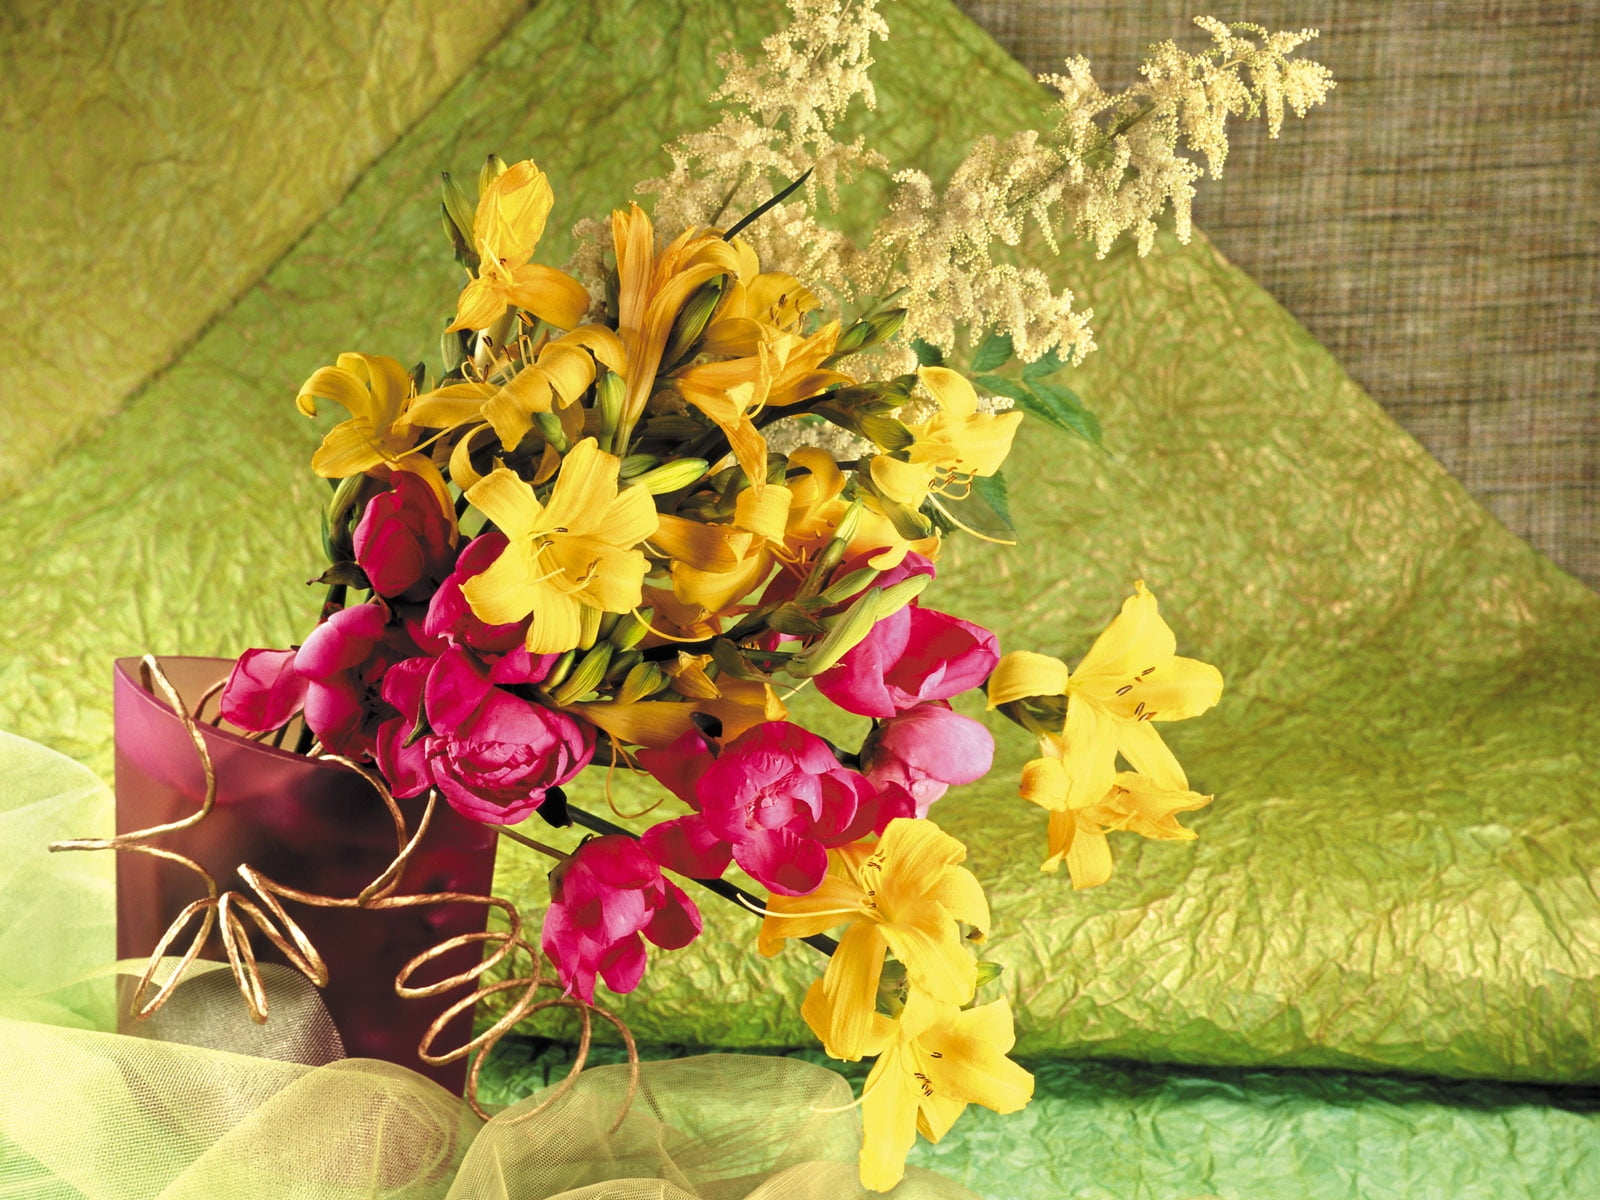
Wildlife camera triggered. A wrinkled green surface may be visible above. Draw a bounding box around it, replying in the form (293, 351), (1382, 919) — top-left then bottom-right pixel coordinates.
(2, 0), (1599, 1165)
(0, 0), (530, 499)
(481, 1043), (1600, 1200)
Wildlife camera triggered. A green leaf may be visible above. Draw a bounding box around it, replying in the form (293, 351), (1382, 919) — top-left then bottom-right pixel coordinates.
(1021, 348), (1066, 381)
(973, 373), (1032, 404)
(973, 471), (1012, 529)
(910, 338), (943, 367)
(969, 330), (1014, 373)
(1019, 380), (1104, 447)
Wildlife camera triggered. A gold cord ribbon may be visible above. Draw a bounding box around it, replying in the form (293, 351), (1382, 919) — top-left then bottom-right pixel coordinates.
(50, 654), (638, 1122)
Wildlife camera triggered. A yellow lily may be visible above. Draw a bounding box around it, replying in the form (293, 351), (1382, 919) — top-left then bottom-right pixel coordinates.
(988, 581), (1223, 813)
(295, 352), (449, 514)
(405, 325), (627, 481)
(460, 439), (658, 654)
(447, 159), (590, 333)
(659, 481), (792, 617)
(1021, 745), (1213, 887)
(760, 818), (989, 1061)
(804, 989), (1032, 1193)
(786, 448), (939, 571)
(868, 367), (1023, 510)
(611, 203), (743, 449)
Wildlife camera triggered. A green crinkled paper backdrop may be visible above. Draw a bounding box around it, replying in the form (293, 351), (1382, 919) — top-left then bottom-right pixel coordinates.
(4, 0), (1600, 1193)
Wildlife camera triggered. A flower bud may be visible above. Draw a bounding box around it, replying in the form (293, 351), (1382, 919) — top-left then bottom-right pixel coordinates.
(577, 602), (603, 651)
(617, 660), (669, 704)
(619, 453), (660, 479)
(661, 278), (724, 369)
(551, 642), (613, 706)
(789, 589), (884, 678)
(629, 458), (709, 495)
(543, 648), (577, 691)
(535, 411), (569, 454)
(596, 371), (625, 449)
(816, 566), (880, 606)
(479, 153), (508, 195)
(609, 610), (650, 651)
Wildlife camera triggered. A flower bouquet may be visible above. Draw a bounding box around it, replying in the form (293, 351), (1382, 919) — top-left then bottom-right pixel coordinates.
(88, 1), (1332, 1190)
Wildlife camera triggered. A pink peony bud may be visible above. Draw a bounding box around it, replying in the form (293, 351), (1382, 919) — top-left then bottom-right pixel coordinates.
(639, 722), (873, 896)
(813, 603), (999, 719)
(863, 702), (995, 821)
(542, 834), (702, 1002)
(352, 473), (457, 600)
(292, 602), (421, 758)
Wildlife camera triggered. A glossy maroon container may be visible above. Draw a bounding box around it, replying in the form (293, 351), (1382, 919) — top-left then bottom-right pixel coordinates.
(114, 656), (498, 1093)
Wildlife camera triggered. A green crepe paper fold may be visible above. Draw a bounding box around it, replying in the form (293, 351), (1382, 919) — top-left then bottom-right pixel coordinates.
(2, 0), (1599, 1091)
(0, 0), (529, 505)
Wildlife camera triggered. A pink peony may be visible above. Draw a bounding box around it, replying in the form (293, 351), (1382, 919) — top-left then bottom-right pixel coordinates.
(542, 834), (701, 1003)
(638, 722), (874, 896)
(862, 702), (995, 821)
(374, 644), (591, 824)
(221, 602), (420, 759)
(813, 602), (999, 719)
(352, 473), (457, 601)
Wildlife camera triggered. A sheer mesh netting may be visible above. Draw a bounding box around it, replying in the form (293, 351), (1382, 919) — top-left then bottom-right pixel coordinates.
(0, 732), (972, 1199)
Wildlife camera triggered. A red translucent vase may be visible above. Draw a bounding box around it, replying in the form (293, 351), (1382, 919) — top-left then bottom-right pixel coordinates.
(113, 656), (499, 1094)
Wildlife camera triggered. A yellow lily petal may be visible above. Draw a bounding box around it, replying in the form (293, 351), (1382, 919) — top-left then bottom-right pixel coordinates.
(1018, 753), (1071, 813)
(820, 921), (890, 1061)
(551, 536), (649, 614)
(1064, 825), (1114, 889)
(458, 537), (542, 626)
(558, 324), (627, 375)
(1061, 696), (1119, 809)
(464, 467), (542, 541)
(921, 999), (1033, 1113)
(505, 264), (590, 331)
(879, 912), (975, 1007)
(473, 158), (553, 268)
(309, 420), (386, 479)
(296, 362), (371, 420)
(650, 514), (755, 573)
(734, 482), (792, 544)
(447, 275), (508, 333)
(987, 650), (1072, 707)
(1109, 716), (1189, 793)
(484, 367), (552, 450)
(523, 583), (584, 655)
(868, 454), (936, 508)
(858, 1047), (921, 1193)
(1074, 581), (1178, 683)
(1099, 654), (1225, 723)
(536, 340), (599, 404)
(919, 366), (978, 421)
(404, 382), (497, 432)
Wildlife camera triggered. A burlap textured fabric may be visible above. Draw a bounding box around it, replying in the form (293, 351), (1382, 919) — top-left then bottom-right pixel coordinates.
(957, 0), (1600, 589)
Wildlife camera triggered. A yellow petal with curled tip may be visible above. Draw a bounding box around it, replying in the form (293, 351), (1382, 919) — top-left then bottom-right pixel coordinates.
(559, 324), (627, 375)
(537, 340), (599, 404)
(1018, 752), (1071, 813)
(484, 367), (553, 450)
(403, 381), (496, 432)
(734, 482), (792, 544)
(575, 677), (784, 748)
(296, 362), (369, 420)
(986, 650), (1071, 707)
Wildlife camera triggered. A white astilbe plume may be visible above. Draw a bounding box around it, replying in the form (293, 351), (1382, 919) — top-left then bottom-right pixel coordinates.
(614, 5), (1333, 367)
(632, 0), (889, 298)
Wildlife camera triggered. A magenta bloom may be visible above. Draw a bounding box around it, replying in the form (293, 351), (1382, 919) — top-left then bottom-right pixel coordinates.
(221, 602), (419, 759)
(863, 702), (995, 822)
(814, 603), (1000, 719)
(374, 644), (591, 824)
(352, 473), (457, 600)
(639, 723), (873, 896)
(423, 532), (528, 653)
(542, 835), (702, 1002)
